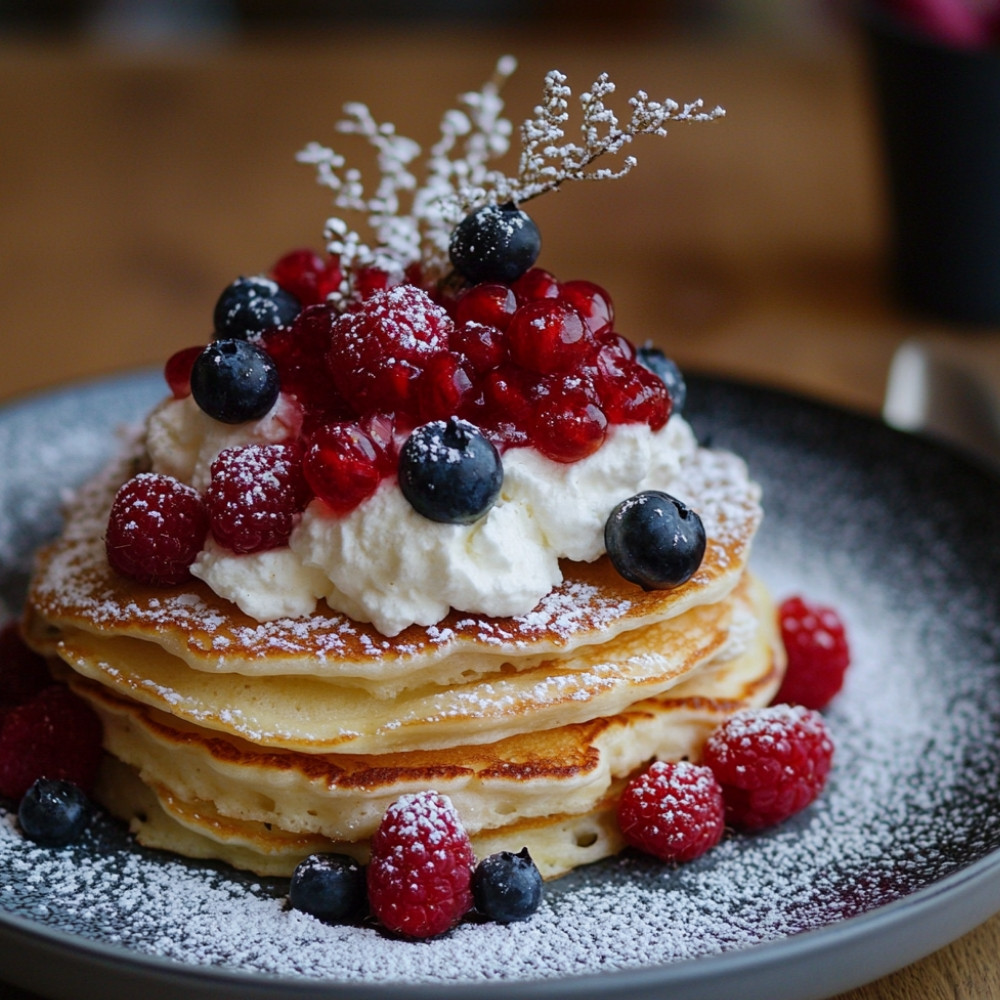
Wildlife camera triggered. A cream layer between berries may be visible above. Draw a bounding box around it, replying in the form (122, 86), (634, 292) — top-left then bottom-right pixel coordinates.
(145, 391), (700, 636)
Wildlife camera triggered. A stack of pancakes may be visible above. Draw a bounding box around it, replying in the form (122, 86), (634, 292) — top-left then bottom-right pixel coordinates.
(24, 440), (781, 879)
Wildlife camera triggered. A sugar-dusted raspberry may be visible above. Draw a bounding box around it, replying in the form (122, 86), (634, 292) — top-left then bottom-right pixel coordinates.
(703, 704), (834, 831)
(774, 595), (851, 710)
(0, 621), (51, 712)
(0, 684), (103, 800)
(367, 790), (475, 938)
(617, 760), (725, 862)
(206, 444), (310, 554)
(105, 473), (209, 586)
(326, 284), (452, 414)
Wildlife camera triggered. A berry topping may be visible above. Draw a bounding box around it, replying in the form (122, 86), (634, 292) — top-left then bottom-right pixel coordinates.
(206, 444), (310, 554)
(774, 596), (851, 710)
(288, 852), (367, 922)
(270, 248), (342, 306)
(105, 473), (209, 586)
(190, 339), (281, 425)
(0, 685), (103, 800)
(303, 422), (386, 515)
(398, 418), (503, 524)
(415, 352), (475, 423)
(449, 202), (541, 285)
(326, 284), (452, 414)
(702, 704), (835, 831)
(17, 778), (91, 847)
(213, 275), (301, 340)
(164, 345), (203, 399)
(367, 790), (475, 939)
(604, 491), (706, 590)
(452, 283), (518, 332)
(0, 621), (51, 712)
(472, 848), (543, 923)
(530, 376), (607, 463)
(450, 321), (507, 374)
(617, 760), (725, 863)
(506, 299), (589, 375)
(637, 344), (687, 415)
(558, 280), (614, 335)
(512, 267), (560, 302)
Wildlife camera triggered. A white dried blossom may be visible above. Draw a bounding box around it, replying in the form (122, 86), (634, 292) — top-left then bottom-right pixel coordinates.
(298, 58), (723, 301)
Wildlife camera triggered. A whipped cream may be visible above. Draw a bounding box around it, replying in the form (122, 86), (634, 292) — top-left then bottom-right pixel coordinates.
(146, 395), (699, 635)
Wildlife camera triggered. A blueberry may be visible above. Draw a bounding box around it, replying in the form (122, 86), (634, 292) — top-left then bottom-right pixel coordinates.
(213, 276), (300, 340)
(604, 490), (706, 590)
(449, 202), (541, 285)
(637, 345), (686, 416)
(288, 853), (367, 922)
(190, 339), (280, 424)
(472, 848), (543, 923)
(398, 417), (503, 524)
(18, 778), (90, 847)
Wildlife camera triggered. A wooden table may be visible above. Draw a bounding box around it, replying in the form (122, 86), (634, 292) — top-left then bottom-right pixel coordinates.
(1, 23), (998, 1000)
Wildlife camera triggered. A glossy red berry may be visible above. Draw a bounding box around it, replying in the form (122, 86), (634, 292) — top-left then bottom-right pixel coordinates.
(105, 473), (209, 585)
(600, 359), (671, 430)
(512, 267), (559, 302)
(617, 760), (725, 863)
(506, 300), (590, 375)
(206, 444), (310, 554)
(703, 704), (835, 831)
(327, 285), (452, 414)
(415, 352), (475, 423)
(270, 248), (342, 306)
(530, 377), (607, 463)
(303, 423), (384, 515)
(164, 346), (203, 399)
(559, 279), (614, 335)
(450, 322), (507, 374)
(367, 790), (475, 939)
(774, 596), (851, 710)
(452, 283), (518, 331)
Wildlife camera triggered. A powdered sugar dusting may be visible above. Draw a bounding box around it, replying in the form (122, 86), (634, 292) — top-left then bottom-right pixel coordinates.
(3, 374), (1000, 991)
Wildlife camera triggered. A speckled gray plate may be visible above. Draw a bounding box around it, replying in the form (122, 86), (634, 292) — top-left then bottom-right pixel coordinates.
(2, 371), (1000, 1000)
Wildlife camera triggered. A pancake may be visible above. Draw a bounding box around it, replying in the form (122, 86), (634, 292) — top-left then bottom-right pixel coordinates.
(25, 440), (760, 696)
(79, 573), (782, 878)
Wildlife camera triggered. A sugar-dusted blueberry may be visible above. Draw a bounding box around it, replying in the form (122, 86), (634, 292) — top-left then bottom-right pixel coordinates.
(190, 339), (280, 424)
(636, 344), (686, 415)
(288, 852), (367, 922)
(398, 417), (503, 524)
(449, 202), (541, 285)
(604, 490), (706, 590)
(213, 275), (301, 340)
(18, 778), (91, 847)
(472, 848), (543, 923)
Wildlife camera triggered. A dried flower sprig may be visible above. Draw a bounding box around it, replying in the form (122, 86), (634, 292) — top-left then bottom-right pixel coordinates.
(299, 59), (723, 301)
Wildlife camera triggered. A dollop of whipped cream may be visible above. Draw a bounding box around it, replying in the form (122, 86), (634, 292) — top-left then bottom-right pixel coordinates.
(145, 395), (699, 635)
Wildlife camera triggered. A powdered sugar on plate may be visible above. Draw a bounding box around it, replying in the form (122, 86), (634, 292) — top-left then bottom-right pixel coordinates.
(2, 372), (1000, 990)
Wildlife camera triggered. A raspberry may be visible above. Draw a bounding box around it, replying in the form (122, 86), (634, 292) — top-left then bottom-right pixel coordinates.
(0, 621), (51, 711)
(703, 704), (834, 831)
(0, 685), (103, 800)
(206, 444), (310, 554)
(774, 596), (851, 710)
(326, 284), (452, 414)
(617, 760), (725, 862)
(367, 790), (475, 938)
(105, 473), (209, 586)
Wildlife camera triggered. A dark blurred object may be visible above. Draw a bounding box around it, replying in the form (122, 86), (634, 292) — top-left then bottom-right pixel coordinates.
(874, 0), (999, 48)
(865, 3), (1000, 325)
